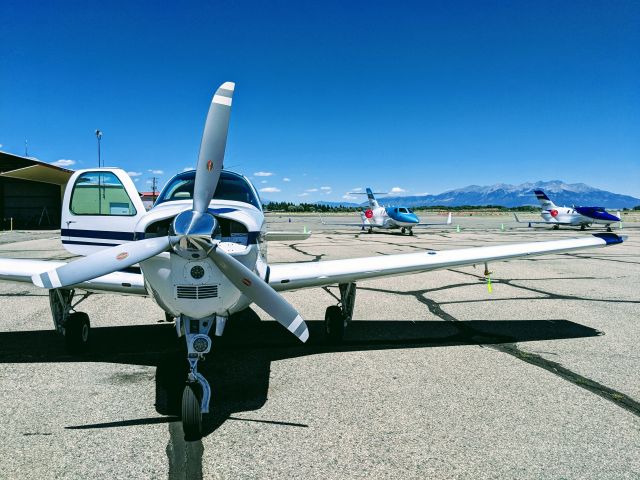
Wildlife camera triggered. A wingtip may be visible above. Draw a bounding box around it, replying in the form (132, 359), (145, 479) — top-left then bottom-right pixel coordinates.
(592, 233), (625, 245)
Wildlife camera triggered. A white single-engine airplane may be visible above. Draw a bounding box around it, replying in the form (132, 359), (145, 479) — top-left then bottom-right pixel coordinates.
(323, 188), (452, 235)
(0, 83), (627, 440)
(513, 189), (621, 231)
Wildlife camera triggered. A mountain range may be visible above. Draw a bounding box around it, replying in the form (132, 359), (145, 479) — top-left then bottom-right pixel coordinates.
(311, 181), (640, 209)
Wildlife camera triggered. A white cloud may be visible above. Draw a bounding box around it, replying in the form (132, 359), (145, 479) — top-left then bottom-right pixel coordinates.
(0, 144), (3, 149)
(324, 190), (332, 195)
(260, 187), (281, 193)
(351, 187), (363, 192)
(51, 159), (76, 167)
(134, 178), (139, 183)
(320, 186), (331, 190)
(342, 194), (357, 200)
(127, 171), (142, 177)
(283, 177), (291, 182)
(145, 179), (154, 185)
(390, 187), (406, 193)
(254, 171), (274, 177)
(416, 192), (430, 196)
(305, 188), (318, 192)
(261, 180), (268, 184)
(148, 169), (164, 175)
(182, 167), (194, 172)
(298, 192), (309, 197)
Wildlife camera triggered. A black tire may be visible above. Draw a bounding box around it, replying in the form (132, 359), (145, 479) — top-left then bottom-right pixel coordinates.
(324, 305), (345, 343)
(580, 225), (586, 231)
(182, 384), (202, 441)
(65, 312), (90, 353)
(553, 225), (560, 230)
(606, 226), (612, 232)
(409, 229), (414, 236)
(401, 227), (406, 234)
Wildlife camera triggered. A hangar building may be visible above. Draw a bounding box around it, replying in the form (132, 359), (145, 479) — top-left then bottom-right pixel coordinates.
(0, 151), (74, 229)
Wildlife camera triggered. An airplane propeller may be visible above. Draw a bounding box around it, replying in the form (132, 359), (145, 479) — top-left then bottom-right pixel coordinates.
(31, 82), (309, 343)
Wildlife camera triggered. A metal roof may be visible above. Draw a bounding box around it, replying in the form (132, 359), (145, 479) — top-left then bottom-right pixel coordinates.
(0, 150), (74, 185)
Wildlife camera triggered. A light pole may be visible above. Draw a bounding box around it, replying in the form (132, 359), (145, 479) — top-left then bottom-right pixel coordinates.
(95, 129), (102, 167)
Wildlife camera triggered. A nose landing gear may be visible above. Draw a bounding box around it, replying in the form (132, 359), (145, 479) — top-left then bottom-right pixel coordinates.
(176, 314), (225, 440)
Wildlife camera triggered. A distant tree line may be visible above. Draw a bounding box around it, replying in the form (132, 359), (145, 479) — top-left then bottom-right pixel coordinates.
(264, 201), (541, 213)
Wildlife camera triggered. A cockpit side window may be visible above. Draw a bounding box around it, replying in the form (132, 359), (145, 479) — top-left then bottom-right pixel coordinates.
(399, 207), (408, 213)
(70, 171), (137, 216)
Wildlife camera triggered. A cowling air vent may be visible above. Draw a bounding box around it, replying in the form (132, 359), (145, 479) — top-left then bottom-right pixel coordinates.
(176, 285), (219, 299)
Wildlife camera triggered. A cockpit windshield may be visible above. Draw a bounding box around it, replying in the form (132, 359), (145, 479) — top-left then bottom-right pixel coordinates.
(155, 170), (261, 209)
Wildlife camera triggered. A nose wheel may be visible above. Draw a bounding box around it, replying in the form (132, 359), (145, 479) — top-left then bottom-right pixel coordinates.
(182, 383), (203, 440)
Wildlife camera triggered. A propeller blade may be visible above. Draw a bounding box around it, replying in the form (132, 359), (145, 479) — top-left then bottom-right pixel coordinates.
(192, 81), (235, 214)
(32, 236), (174, 288)
(208, 246), (309, 342)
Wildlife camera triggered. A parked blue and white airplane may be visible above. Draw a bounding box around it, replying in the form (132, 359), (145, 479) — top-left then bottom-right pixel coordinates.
(514, 190), (621, 231)
(0, 83), (627, 440)
(323, 188), (452, 235)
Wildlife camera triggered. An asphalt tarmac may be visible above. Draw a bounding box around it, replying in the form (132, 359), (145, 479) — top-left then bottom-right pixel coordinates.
(0, 215), (638, 479)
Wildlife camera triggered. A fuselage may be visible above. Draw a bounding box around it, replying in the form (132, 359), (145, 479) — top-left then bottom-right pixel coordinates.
(540, 206), (620, 226)
(363, 206), (419, 229)
(61, 168), (267, 320)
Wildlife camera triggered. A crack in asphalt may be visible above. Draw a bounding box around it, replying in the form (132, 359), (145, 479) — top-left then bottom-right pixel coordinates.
(166, 422), (204, 480)
(356, 275), (640, 418)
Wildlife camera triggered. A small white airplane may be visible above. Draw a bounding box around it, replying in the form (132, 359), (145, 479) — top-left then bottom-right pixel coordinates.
(323, 188), (452, 235)
(0, 83), (627, 440)
(514, 190), (621, 231)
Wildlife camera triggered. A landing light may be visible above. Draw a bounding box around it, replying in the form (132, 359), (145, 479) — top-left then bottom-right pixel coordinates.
(193, 337), (209, 353)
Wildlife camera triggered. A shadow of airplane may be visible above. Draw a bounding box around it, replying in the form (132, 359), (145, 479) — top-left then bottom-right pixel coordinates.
(0, 310), (601, 438)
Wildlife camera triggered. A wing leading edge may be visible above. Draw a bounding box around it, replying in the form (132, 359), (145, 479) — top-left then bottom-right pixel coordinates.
(0, 259), (146, 295)
(269, 233), (625, 292)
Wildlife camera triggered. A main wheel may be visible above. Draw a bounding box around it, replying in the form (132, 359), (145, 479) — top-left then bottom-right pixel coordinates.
(65, 312), (90, 353)
(580, 224), (586, 231)
(408, 228), (414, 236)
(401, 227), (406, 234)
(553, 224), (560, 230)
(324, 305), (345, 343)
(606, 226), (612, 232)
(182, 384), (202, 440)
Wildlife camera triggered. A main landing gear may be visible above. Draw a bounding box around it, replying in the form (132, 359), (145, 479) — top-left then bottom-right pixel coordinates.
(553, 224), (560, 230)
(324, 282), (356, 343)
(176, 314), (226, 440)
(49, 289), (92, 353)
(400, 227), (414, 236)
(606, 225), (612, 232)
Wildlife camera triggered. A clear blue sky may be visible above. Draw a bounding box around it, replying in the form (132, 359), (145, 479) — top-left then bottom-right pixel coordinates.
(1, 0), (638, 201)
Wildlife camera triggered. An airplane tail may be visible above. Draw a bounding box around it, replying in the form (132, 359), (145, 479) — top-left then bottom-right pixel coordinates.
(365, 188), (380, 209)
(533, 190), (556, 209)
(348, 187), (386, 209)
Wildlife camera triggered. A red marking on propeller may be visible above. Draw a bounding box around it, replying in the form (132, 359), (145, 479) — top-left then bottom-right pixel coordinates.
(365, 209), (373, 219)
(550, 209), (558, 217)
(242, 278), (251, 287)
(207, 160), (213, 171)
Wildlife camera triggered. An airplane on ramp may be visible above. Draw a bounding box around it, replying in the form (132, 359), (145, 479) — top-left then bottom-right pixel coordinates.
(513, 189), (621, 231)
(0, 82), (627, 440)
(323, 188), (452, 235)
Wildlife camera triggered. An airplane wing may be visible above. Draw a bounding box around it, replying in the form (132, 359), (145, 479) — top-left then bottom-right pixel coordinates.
(264, 231), (312, 241)
(0, 259), (147, 295)
(319, 217), (384, 228)
(512, 212), (570, 225)
(415, 212), (452, 227)
(268, 233), (625, 292)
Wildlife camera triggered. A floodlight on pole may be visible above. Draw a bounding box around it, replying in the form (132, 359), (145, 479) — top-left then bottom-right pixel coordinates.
(95, 129), (102, 167)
